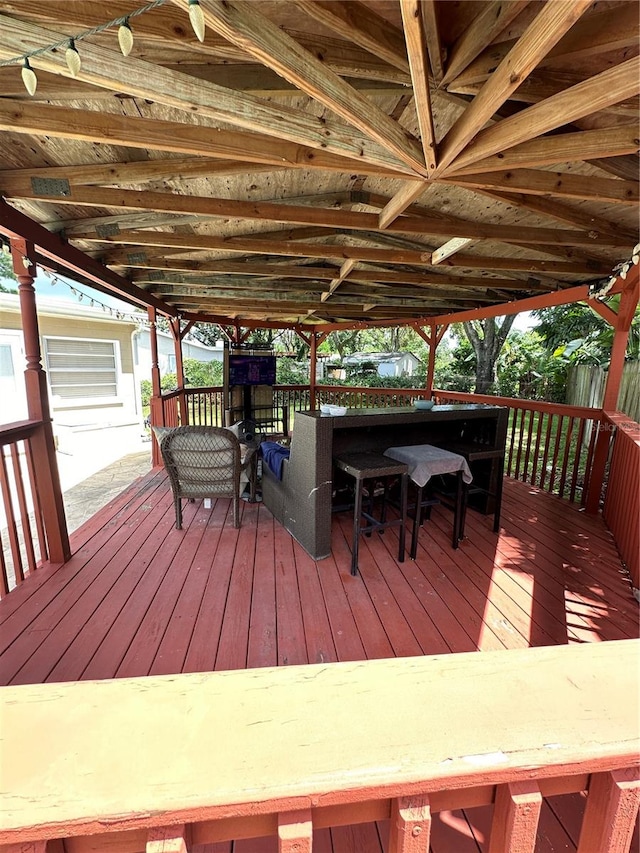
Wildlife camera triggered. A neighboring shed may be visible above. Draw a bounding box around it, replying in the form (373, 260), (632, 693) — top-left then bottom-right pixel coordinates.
(0, 293), (142, 453)
(342, 351), (421, 377)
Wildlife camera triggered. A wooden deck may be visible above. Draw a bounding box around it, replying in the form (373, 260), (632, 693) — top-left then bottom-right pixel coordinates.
(1, 468), (637, 852)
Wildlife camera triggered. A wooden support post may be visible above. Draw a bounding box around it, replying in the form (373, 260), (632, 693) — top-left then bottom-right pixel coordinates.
(170, 317), (187, 425)
(277, 809), (313, 853)
(488, 781), (542, 853)
(602, 276), (639, 411)
(148, 306), (163, 466)
(388, 795), (431, 853)
(414, 323), (447, 398)
(147, 824), (190, 853)
(11, 238), (70, 564)
(577, 768), (640, 853)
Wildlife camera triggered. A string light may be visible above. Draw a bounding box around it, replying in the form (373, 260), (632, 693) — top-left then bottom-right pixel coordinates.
(118, 18), (134, 57)
(0, 1), (181, 95)
(65, 39), (81, 77)
(21, 58), (38, 96)
(188, 0), (206, 42)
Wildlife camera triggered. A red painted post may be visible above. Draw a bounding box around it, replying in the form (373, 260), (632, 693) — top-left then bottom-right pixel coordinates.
(170, 317), (187, 425)
(11, 238), (70, 563)
(147, 307), (164, 466)
(602, 276), (639, 411)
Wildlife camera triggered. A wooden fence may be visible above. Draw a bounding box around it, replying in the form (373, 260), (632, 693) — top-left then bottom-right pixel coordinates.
(568, 362), (640, 423)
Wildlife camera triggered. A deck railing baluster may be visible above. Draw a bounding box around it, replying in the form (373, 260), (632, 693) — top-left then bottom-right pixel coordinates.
(576, 768), (640, 853)
(488, 781), (542, 853)
(278, 810), (313, 853)
(388, 796), (431, 853)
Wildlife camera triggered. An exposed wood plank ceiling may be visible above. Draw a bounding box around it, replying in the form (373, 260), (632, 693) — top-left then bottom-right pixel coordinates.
(0, 0), (638, 327)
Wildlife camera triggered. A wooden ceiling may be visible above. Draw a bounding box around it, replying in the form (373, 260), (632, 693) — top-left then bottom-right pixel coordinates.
(0, 0), (638, 327)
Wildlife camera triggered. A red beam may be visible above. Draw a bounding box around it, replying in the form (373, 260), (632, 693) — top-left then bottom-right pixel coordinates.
(0, 200), (176, 317)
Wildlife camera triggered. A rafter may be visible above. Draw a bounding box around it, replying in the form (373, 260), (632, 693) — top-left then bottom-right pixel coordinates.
(436, 0), (593, 175)
(446, 169), (639, 205)
(378, 182), (429, 230)
(89, 230), (609, 277)
(419, 1), (445, 85)
(449, 57), (640, 173)
(447, 2), (640, 90)
(400, 0), (437, 173)
(181, 0), (427, 175)
(292, 1), (409, 73)
(0, 14), (411, 175)
(445, 125), (640, 176)
(1, 181), (624, 249)
(0, 100), (413, 179)
(441, 0), (531, 88)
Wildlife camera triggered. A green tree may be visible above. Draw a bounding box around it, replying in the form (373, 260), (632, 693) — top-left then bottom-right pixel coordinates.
(0, 252), (18, 292)
(533, 300), (640, 367)
(461, 316), (517, 394)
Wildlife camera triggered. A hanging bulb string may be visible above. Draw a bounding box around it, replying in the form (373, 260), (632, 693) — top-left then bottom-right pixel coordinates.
(41, 269), (151, 325)
(0, 0), (168, 68)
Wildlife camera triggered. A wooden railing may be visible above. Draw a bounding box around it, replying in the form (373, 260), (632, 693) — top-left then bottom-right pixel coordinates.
(1, 420), (50, 596)
(1, 640), (638, 853)
(432, 390), (604, 506)
(603, 411), (640, 597)
(316, 384), (419, 410)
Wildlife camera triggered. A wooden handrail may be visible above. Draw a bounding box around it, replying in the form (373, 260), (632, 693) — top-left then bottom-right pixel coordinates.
(0, 418), (42, 445)
(1, 641), (638, 852)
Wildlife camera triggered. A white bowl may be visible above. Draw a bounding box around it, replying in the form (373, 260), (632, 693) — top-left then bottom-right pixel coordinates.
(414, 399), (435, 410)
(320, 404), (348, 416)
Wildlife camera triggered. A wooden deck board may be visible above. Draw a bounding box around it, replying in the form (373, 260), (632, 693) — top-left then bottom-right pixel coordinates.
(1, 469), (637, 853)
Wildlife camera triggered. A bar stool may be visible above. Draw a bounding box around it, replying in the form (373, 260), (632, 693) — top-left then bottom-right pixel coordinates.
(333, 452), (408, 576)
(440, 445), (504, 533)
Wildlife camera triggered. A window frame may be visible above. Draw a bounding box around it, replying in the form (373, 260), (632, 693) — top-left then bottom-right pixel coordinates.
(43, 335), (122, 406)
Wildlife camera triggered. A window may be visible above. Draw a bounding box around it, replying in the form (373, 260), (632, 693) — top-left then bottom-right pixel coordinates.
(44, 337), (119, 400)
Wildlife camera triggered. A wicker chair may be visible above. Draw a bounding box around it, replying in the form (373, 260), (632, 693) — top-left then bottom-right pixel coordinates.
(159, 426), (257, 529)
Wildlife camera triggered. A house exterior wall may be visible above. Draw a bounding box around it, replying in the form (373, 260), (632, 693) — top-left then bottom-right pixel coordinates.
(134, 329), (223, 378)
(0, 295), (142, 454)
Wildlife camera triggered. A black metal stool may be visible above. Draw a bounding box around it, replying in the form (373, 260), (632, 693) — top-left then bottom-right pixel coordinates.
(333, 452), (408, 576)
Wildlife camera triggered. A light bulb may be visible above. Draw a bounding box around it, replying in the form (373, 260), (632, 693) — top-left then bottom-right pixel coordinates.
(118, 19), (134, 56)
(21, 59), (37, 96)
(188, 0), (206, 42)
(65, 39), (81, 76)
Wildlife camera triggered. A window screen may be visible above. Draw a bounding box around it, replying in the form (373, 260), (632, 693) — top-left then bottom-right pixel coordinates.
(44, 338), (118, 399)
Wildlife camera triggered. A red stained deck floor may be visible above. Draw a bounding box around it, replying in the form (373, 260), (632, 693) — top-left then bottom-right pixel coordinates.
(1, 468), (637, 852)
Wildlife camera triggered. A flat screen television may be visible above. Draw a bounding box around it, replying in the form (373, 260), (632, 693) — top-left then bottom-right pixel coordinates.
(228, 354), (276, 386)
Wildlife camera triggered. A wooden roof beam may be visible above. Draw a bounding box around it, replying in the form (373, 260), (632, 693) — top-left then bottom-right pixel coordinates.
(450, 56), (640, 172)
(431, 238), (474, 265)
(321, 259), (357, 302)
(89, 229), (611, 277)
(3, 182), (625, 249)
(292, 1), (409, 73)
(446, 125), (640, 176)
(187, 0), (427, 176)
(441, 0), (531, 88)
(446, 169), (639, 206)
(400, 0), (437, 173)
(448, 2), (640, 89)
(0, 14), (411, 176)
(436, 0), (593, 175)
(378, 182), (430, 230)
(0, 101), (410, 179)
(420, 1), (445, 85)
(0, 200), (174, 316)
